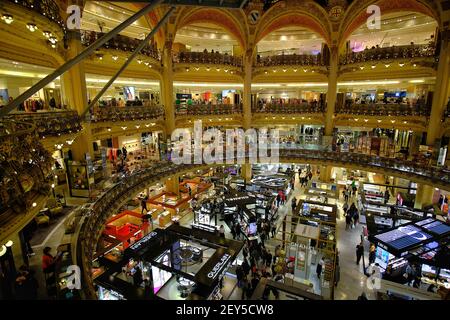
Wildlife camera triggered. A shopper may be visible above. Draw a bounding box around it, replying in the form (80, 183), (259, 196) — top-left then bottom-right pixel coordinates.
(219, 225), (225, 238)
(384, 189), (390, 204)
(316, 257), (324, 279)
(231, 222), (237, 240)
(356, 242), (364, 265)
(357, 292), (368, 300)
(369, 244), (376, 265)
(133, 266), (143, 287)
(141, 196), (148, 214)
(291, 197), (297, 213)
(334, 263), (340, 287)
(260, 230), (266, 246)
(276, 194), (281, 207)
(265, 249), (273, 268)
(242, 258), (250, 277)
(271, 224), (277, 238)
(42, 247), (56, 274)
(345, 212), (352, 230)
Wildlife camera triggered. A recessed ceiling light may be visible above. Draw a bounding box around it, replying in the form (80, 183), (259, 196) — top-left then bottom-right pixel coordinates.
(26, 23), (38, 32)
(1, 14), (13, 24)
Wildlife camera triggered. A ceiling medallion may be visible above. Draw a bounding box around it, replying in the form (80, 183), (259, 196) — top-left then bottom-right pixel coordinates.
(327, 0), (348, 22)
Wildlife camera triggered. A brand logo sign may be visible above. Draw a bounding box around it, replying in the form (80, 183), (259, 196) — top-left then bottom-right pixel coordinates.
(129, 231), (158, 251)
(207, 254), (231, 279)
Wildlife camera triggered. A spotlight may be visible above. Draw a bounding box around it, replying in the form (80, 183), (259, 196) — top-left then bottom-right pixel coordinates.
(26, 23), (38, 32)
(1, 14), (13, 24)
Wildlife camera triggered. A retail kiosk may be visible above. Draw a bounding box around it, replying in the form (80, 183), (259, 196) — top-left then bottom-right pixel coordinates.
(369, 218), (450, 292)
(94, 225), (243, 300)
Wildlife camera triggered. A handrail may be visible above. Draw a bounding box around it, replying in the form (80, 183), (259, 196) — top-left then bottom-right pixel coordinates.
(336, 102), (430, 117)
(80, 30), (161, 61)
(252, 102), (325, 113)
(5, 0), (66, 32)
(3, 110), (82, 137)
(173, 51), (243, 67)
(340, 43), (436, 65)
(175, 103), (242, 116)
(255, 53), (326, 67)
(90, 106), (165, 122)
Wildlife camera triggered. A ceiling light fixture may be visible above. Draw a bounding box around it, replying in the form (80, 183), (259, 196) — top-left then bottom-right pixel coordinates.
(43, 30), (51, 38)
(364, 119), (368, 122)
(1, 14), (13, 24)
(398, 62), (405, 67)
(359, 66), (365, 70)
(26, 23), (38, 32)
(137, 59), (142, 64)
(195, 67), (200, 71)
(385, 64), (390, 68)
(371, 65), (376, 69)
(144, 62), (149, 66)
(293, 69), (298, 72)
(49, 36), (58, 44)
(206, 67), (211, 71)
(112, 55), (118, 61)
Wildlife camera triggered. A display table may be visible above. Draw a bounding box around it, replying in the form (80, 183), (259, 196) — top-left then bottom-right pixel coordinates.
(159, 211), (171, 227)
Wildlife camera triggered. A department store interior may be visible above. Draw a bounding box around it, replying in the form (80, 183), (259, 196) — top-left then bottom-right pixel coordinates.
(0, 0), (449, 302)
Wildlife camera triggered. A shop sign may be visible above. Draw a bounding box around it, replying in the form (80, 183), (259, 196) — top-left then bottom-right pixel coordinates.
(129, 231), (158, 252)
(207, 254), (231, 279)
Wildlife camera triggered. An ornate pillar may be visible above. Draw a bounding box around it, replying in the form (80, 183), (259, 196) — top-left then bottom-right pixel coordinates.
(161, 40), (175, 135)
(414, 184), (435, 209)
(324, 46), (338, 137)
(243, 51), (253, 130)
(426, 36), (450, 146)
(60, 30), (93, 161)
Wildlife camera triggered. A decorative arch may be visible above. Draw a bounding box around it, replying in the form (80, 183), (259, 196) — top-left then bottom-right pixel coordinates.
(339, 0), (441, 48)
(130, 4), (166, 49)
(255, 1), (331, 46)
(174, 7), (247, 49)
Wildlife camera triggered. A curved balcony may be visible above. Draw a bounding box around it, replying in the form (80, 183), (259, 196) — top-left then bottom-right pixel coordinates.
(175, 103), (242, 116)
(336, 102), (430, 117)
(80, 30), (160, 61)
(5, 0), (65, 30)
(173, 51), (243, 67)
(255, 53), (327, 67)
(90, 106), (165, 123)
(0, 119), (53, 242)
(252, 102), (325, 114)
(4, 110), (82, 137)
(340, 44), (436, 65)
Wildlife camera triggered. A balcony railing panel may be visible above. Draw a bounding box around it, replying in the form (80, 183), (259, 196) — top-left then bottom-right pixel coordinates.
(5, 110), (82, 137)
(340, 44), (436, 65)
(175, 104), (242, 116)
(252, 102), (325, 114)
(255, 54), (326, 67)
(91, 106), (165, 122)
(80, 30), (161, 61)
(173, 51), (243, 67)
(336, 102), (430, 117)
(5, 0), (65, 30)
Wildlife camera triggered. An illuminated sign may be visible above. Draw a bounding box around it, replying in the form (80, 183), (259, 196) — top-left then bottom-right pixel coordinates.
(129, 231), (158, 252)
(207, 254), (231, 279)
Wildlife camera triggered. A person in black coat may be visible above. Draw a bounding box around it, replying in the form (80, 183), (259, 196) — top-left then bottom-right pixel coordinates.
(356, 242), (364, 265)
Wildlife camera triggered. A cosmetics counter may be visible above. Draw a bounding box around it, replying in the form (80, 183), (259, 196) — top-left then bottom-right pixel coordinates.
(370, 218), (450, 292)
(94, 225), (243, 300)
(192, 201), (219, 234)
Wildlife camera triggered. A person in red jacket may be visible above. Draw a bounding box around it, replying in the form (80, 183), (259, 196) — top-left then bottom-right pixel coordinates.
(42, 247), (55, 274)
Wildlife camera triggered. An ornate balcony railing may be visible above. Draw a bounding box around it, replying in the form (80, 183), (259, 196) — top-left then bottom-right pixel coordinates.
(5, 0), (66, 31)
(255, 53), (326, 67)
(0, 119), (53, 234)
(175, 103), (242, 116)
(252, 102), (325, 113)
(173, 51), (243, 67)
(336, 102), (430, 117)
(90, 106), (165, 123)
(80, 30), (160, 61)
(340, 44), (436, 65)
(4, 110), (82, 137)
